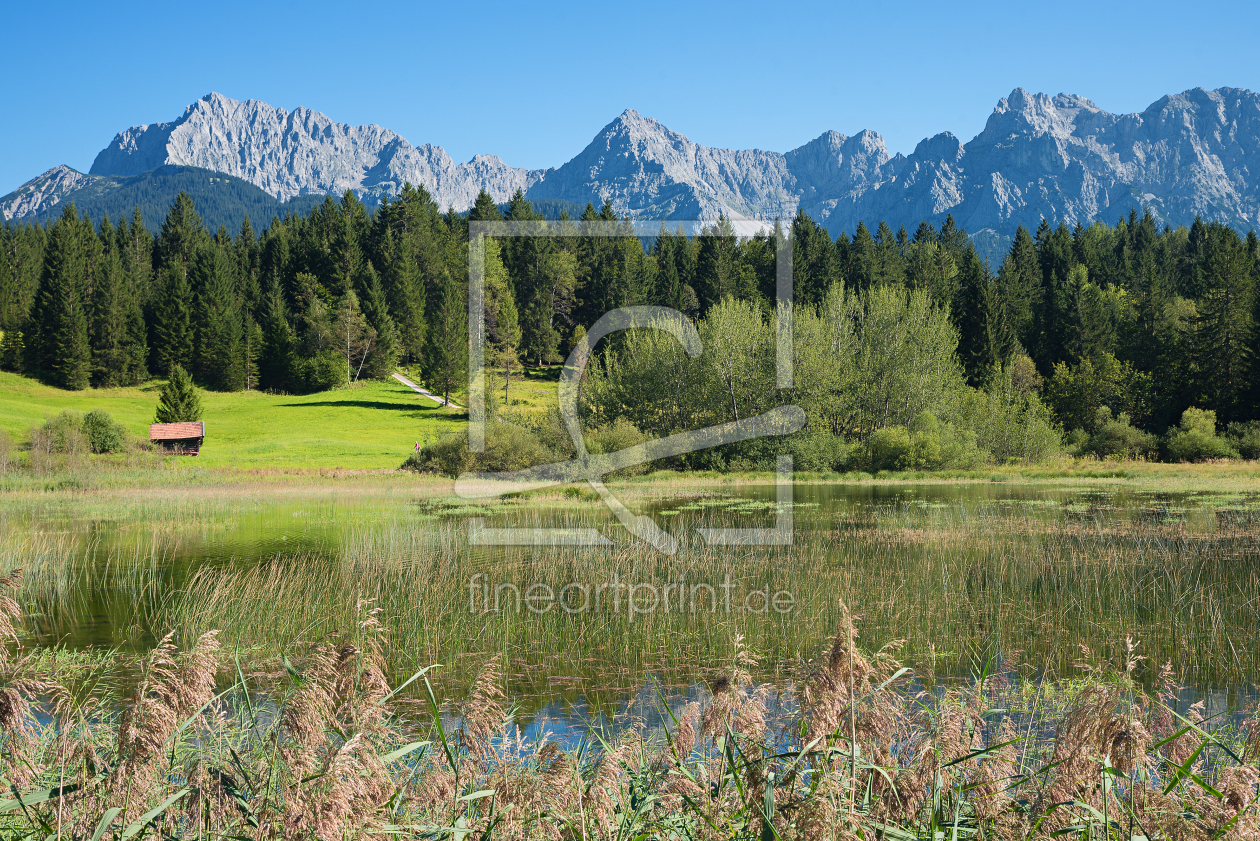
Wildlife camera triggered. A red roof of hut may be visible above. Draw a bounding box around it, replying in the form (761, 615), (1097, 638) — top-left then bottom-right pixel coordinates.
(149, 421), (205, 440)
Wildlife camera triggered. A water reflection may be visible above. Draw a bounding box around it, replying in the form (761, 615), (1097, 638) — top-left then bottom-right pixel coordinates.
(4, 480), (1259, 716)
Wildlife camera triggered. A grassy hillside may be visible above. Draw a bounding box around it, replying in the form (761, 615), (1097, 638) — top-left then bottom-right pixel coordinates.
(0, 372), (466, 469)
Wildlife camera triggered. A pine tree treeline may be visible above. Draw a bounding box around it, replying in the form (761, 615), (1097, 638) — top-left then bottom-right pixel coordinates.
(3, 187), (1259, 442)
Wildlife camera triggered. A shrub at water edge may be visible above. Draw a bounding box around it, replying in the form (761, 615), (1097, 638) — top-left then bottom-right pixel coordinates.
(1165, 407), (1240, 462)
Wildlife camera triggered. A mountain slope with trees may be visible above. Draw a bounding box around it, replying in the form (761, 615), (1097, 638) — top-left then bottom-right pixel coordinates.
(1, 165), (329, 234)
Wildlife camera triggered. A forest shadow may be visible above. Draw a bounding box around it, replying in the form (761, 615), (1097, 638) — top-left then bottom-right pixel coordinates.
(278, 399), (462, 417)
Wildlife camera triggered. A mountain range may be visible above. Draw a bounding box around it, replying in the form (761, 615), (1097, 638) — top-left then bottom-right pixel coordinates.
(5, 87), (1260, 257)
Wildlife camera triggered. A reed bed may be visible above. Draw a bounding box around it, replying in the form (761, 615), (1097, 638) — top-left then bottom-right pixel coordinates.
(149, 498), (1260, 702)
(1, 569), (1258, 840)
(3, 490), (1259, 706)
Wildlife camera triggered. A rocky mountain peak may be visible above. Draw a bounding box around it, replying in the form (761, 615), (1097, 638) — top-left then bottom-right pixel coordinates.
(190, 91), (242, 116)
(594, 108), (689, 153)
(612, 107), (644, 124)
(983, 87), (1100, 140)
(912, 132), (964, 163)
(9, 86), (1260, 262)
(88, 92), (534, 207)
(848, 128), (888, 154)
(1, 165), (99, 221)
(1050, 93), (1099, 111)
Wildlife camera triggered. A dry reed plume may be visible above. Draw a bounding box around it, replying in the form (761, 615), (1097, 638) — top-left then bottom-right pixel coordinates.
(0, 587), (1256, 839)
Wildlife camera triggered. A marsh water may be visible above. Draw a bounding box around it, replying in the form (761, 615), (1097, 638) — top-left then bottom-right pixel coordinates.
(3, 479), (1259, 719)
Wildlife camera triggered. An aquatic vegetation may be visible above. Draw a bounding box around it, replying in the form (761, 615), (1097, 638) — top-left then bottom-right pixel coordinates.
(0, 479), (1258, 711)
(0, 580), (1257, 840)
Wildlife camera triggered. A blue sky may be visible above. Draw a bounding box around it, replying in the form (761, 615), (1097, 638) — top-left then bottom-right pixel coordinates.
(3, 0), (1258, 194)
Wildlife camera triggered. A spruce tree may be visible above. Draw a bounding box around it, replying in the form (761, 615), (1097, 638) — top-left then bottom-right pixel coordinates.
(51, 262), (92, 390)
(1246, 229), (1260, 421)
(258, 281), (295, 392)
(912, 221), (936, 244)
(954, 247), (997, 387)
(1062, 264), (1109, 363)
(652, 224), (684, 312)
(234, 217), (261, 316)
(123, 206), (153, 302)
(1, 220), (46, 372)
(300, 283), (335, 356)
(502, 187), (542, 306)
(618, 233), (657, 308)
(152, 263), (193, 375)
(937, 214), (970, 256)
(395, 186), (442, 360)
(331, 191), (368, 297)
(155, 363), (203, 422)
(790, 210), (837, 305)
(1000, 225), (1041, 349)
(572, 202), (603, 325)
(531, 247), (576, 365)
(90, 220), (147, 386)
(242, 316), (263, 390)
(905, 239), (958, 310)
(333, 289), (374, 384)
(848, 221), (877, 291)
(193, 244), (245, 391)
(695, 215), (740, 310)
(1031, 220), (1074, 374)
(356, 263), (400, 379)
(481, 237), (520, 402)
(155, 192), (208, 270)
(1127, 216), (1172, 376)
(468, 189), (503, 222)
(28, 205), (92, 389)
(375, 226), (426, 362)
(1192, 224), (1254, 422)
(423, 271), (468, 406)
(874, 220), (905, 287)
(503, 189), (557, 357)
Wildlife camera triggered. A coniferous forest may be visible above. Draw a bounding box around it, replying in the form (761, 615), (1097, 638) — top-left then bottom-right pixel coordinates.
(3, 182), (1260, 466)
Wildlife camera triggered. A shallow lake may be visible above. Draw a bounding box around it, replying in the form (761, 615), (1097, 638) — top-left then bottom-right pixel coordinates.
(3, 479), (1259, 719)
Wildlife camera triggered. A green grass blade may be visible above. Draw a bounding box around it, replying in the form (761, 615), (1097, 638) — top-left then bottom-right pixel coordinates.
(91, 807), (123, 841)
(381, 664), (439, 705)
(380, 741), (432, 764)
(423, 673), (459, 779)
(2, 772), (108, 818)
(0, 782), (83, 813)
(458, 790), (497, 803)
(941, 738), (1024, 769)
(120, 787), (190, 839)
(234, 652), (255, 727)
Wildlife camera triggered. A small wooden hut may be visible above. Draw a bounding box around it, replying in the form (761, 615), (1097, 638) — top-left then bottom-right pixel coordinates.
(149, 421), (205, 455)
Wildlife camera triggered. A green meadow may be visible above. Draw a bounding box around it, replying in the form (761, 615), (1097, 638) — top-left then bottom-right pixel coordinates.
(0, 370), (466, 470)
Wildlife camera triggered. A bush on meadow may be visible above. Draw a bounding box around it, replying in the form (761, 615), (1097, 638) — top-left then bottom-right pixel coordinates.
(1165, 407), (1239, 462)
